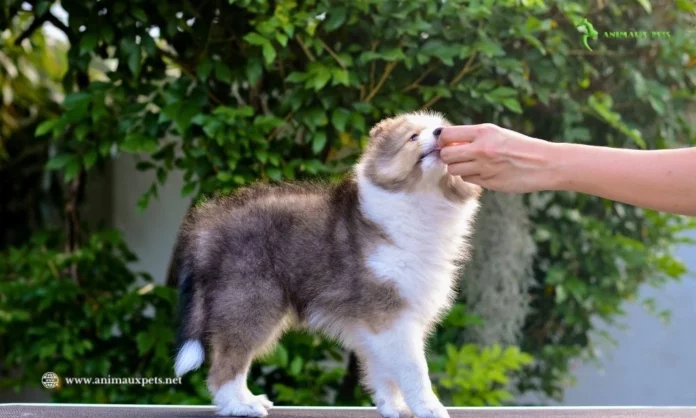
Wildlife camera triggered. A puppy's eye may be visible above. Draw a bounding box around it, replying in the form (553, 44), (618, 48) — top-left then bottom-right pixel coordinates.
(409, 134), (419, 142)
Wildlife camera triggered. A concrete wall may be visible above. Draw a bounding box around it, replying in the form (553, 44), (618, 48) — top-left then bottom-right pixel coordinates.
(112, 154), (191, 285)
(562, 228), (696, 406)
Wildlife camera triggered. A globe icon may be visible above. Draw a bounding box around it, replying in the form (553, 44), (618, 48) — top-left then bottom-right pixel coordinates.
(41, 372), (60, 389)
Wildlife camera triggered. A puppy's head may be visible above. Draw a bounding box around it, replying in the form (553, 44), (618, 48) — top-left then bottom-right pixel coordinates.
(358, 111), (481, 200)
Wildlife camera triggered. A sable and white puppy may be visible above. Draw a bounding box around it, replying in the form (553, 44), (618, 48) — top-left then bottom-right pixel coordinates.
(172, 111), (482, 418)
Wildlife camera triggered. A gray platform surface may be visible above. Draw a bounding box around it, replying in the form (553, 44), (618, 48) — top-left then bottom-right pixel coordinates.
(2, 405), (696, 418)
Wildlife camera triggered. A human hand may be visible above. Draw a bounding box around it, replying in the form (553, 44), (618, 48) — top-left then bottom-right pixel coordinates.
(438, 123), (562, 194)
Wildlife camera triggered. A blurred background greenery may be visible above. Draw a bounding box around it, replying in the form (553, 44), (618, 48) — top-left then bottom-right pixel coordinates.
(1, 0), (695, 407)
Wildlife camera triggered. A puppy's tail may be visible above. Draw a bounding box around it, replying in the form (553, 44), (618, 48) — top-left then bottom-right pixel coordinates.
(173, 251), (205, 377)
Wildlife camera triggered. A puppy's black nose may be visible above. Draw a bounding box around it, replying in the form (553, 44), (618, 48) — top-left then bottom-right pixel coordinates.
(433, 127), (443, 137)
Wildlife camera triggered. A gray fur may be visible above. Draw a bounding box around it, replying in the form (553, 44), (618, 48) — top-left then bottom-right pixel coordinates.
(173, 112), (482, 403)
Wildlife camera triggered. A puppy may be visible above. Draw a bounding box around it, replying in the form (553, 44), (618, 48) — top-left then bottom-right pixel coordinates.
(172, 111), (482, 418)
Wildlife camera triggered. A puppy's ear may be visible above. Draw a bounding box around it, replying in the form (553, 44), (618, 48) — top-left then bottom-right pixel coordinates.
(369, 118), (392, 140)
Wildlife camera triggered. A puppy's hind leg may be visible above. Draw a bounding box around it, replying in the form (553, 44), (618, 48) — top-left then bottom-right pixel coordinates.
(207, 278), (288, 417)
(208, 344), (265, 418)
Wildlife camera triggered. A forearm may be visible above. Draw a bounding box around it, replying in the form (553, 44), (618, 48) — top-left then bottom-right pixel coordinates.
(547, 143), (696, 216)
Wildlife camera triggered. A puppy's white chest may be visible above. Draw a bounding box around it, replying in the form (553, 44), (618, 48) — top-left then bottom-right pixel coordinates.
(363, 194), (476, 323)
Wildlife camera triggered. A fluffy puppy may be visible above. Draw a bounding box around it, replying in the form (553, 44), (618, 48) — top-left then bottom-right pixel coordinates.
(173, 111), (482, 418)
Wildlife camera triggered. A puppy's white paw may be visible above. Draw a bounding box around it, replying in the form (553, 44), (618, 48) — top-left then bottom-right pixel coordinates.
(216, 399), (268, 417)
(377, 398), (412, 418)
(411, 400), (449, 418)
(254, 394), (273, 410)
(378, 406), (412, 418)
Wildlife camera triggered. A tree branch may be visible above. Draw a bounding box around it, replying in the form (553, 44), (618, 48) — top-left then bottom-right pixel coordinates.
(14, 12), (49, 46)
(317, 38), (346, 70)
(364, 61), (398, 103)
(157, 46), (224, 105)
(421, 51), (479, 110)
(295, 35), (316, 62)
(46, 13), (75, 44)
(14, 10), (76, 46)
(64, 169), (86, 284)
(401, 65), (436, 93)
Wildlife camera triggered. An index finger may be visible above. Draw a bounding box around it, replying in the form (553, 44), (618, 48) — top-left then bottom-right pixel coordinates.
(438, 125), (484, 146)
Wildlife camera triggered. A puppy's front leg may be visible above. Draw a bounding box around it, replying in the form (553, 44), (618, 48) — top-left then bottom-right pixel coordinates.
(359, 353), (410, 418)
(359, 320), (449, 418)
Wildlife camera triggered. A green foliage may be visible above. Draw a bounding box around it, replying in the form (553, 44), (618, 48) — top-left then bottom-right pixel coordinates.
(251, 332), (371, 406)
(1, 0), (695, 407)
(431, 344), (533, 406)
(428, 303), (532, 406)
(0, 229), (192, 403)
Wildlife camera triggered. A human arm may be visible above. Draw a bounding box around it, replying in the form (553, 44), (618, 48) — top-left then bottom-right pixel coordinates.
(438, 124), (696, 216)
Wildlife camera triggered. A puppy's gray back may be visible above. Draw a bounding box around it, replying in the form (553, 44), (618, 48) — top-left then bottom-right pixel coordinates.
(178, 178), (404, 340)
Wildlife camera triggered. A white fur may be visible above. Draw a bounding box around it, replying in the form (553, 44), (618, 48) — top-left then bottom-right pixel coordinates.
(350, 121), (480, 418)
(214, 376), (268, 417)
(174, 339), (205, 377)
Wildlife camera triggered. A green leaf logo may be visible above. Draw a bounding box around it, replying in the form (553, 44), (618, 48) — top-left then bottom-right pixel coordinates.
(576, 18), (599, 51)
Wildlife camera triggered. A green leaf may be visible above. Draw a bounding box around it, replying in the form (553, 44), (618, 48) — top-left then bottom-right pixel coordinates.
(197, 57), (213, 79)
(324, 7), (347, 32)
(488, 87), (518, 98)
(214, 62), (233, 84)
(244, 32), (268, 46)
(83, 149), (98, 169)
(131, 7), (148, 21)
(35, 119), (58, 136)
(121, 134), (158, 153)
(382, 48), (406, 61)
(64, 158), (81, 181)
(332, 69), (350, 86)
(75, 124), (90, 141)
(247, 57), (263, 84)
(475, 37), (506, 57)
(285, 72), (306, 83)
(255, 149), (268, 163)
(304, 108), (328, 128)
(128, 48), (141, 76)
(79, 32), (99, 55)
(216, 172), (233, 182)
(276, 32), (289, 47)
(289, 356), (303, 376)
(63, 92), (92, 107)
(312, 132), (327, 154)
(181, 182), (196, 197)
(635, 0), (652, 13)
(267, 167), (282, 181)
(262, 42), (276, 65)
(136, 332), (154, 355)
(35, 0), (50, 15)
(311, 67), (332, 91)
(331, 109), (350, 132)
(502, 98), (523, 113)
(45, 154), (73, 170)
(351, 113), (366, 133)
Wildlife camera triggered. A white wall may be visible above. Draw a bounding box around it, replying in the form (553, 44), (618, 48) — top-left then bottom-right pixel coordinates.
(112, 154), (191, 284)
(562, 228), (696, 406)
